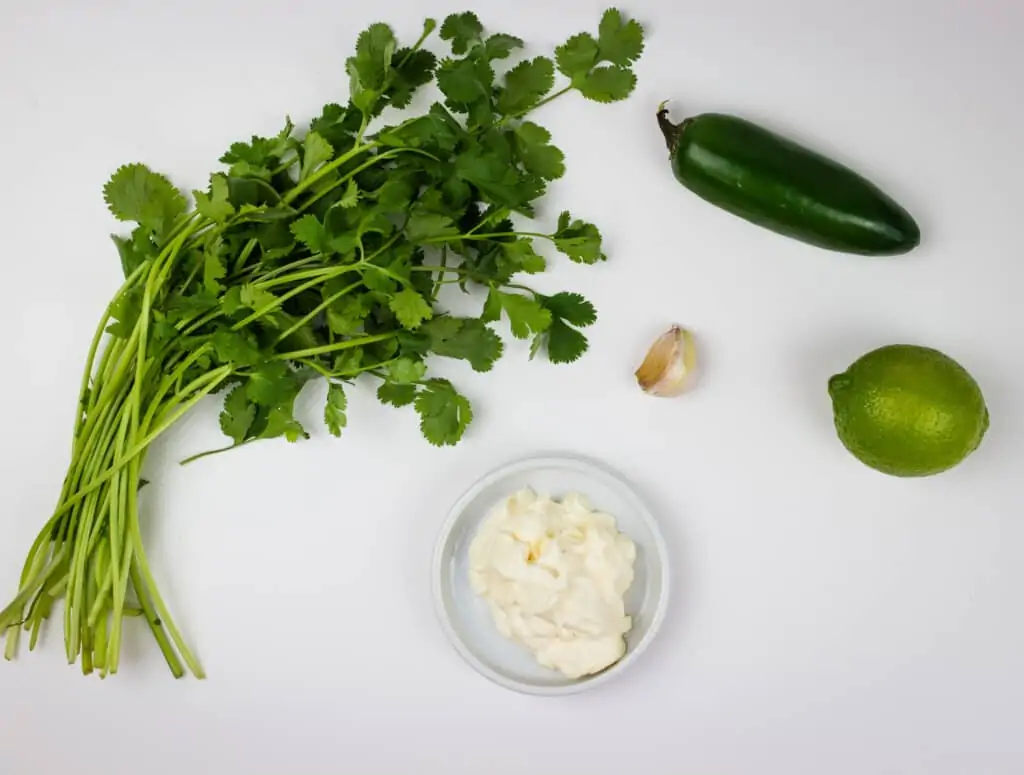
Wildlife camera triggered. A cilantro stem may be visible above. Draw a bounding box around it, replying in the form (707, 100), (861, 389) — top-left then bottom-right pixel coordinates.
(284, 142), (378, 204)
(401, 18), (437, 66)
(430, 246), (448, 302)
(47, 367), (235, 522)
(497, 86), (573, 126)
(275, 280), (363, 343)
(296, 147), (438, 214)
(179, 441), (251, 466)
(232, 238), (259, 275)
(72, 261), (149, 451)
(233, 265), (365, 330)
(425, 231), (551, 242)
(274, 331), (395, 361)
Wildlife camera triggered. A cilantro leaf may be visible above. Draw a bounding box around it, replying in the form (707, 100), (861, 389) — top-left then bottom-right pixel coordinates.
(597, 8), (645, 66)
(386, 49), (437, 109)
(261, 406), (308, 443)
(338, 179), (359, 209)
(554, 211), (605, 263)
(422, 317), (503, 372)
(324, 382), (347, 437)
(212, 330), (262, 366)
(389, 287), (433, 329)
(577, 65), (636, 103)
(513, 122), (565, 181)
(111, 228), (152, 278)
(415, 379), (473, 446)
(387, 357), (427, 384)
(245, 361), (294, 407)
(348, 23), (397, 112)
(333, 348), (364, 375)
(349, 22), (397, 91)
(193, 174), (235, 223)
(290, 214), (331, 254)
(456, 137), (544, 213)
(326, 294), (369, 335)
(103, 164), (186, 238)
(440, 12), (483, 54)
(239, 284), (279, 314)
(436, 57), (493, 112)
(404, 211), (458, 242)
(203, 251), (226, 294)
(495, 57), (554, 116)
(481, 288), (502, 322)
(300, 131), (334, 181)
(484, 34), (523, 61)
(219, 385), (256, 444)
(106, 287), (141, 339)
(309, 103), (359, 150)
(545, 319), (589, 364)
(555, 33), (599, 78)
(378, 382), (417, 407)
(501, 239), (546, 275)
(542, 292), (596, 327)
(497, 292), (552, 339)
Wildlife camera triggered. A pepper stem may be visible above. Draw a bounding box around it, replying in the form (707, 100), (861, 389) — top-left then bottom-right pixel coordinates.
(657, 100), (683, 153)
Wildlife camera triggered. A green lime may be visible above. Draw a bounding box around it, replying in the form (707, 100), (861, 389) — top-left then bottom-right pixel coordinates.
(828, 344), (989, 477)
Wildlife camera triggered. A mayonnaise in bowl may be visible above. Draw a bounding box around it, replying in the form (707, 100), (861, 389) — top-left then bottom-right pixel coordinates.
(467, 488), (637, 679)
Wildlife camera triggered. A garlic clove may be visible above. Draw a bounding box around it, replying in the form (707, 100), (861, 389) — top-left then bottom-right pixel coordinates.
(635, 325), (697, 396)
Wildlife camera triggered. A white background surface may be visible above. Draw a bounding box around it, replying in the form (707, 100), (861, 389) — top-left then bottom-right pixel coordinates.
(1, 0), (1022, 772)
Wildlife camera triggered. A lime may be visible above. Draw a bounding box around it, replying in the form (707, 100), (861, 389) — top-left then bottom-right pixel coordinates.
(828, 344), (989, 477)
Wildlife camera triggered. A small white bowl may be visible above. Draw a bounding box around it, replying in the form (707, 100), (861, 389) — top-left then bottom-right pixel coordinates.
(431, 454), (670, 696)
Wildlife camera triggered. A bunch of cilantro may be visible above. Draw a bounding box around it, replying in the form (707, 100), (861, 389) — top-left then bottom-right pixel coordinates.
(0, 9), (644, 678)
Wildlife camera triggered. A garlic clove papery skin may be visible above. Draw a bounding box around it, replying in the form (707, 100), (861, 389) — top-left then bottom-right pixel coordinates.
(635, 326), (697, 396)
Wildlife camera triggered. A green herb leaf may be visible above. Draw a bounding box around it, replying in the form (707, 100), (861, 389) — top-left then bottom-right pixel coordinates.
(484, 33), (523, 61)
(300, 131), (334, 181)
(389, 288), (433, 329)
(290, 214), (332, 254)
(404, 211), (458, 242)
(377, 382), (417, 407)
(497, 292), (552, 339)
(387, 356), (427, 384)
(501, 239), (546, 275)
(554, 211), (605, 263)
(203, 251), (226, 294)
(338, 179), (360, 209)
(239, 284), (279, 314)
(555, 33), (599, 78)
(495, 56), (554, 116)
(245, 361), (294, 407)
(577, 65), (636, 103)
(545, 318), (589, 364)
(513, 122), (565, 181)
(415, 379), (473, 446)
(348, 22), (397, 91)
(193, 174), (235, 223)
(542, 291), (596, 327)
(481, 287), (502, 322)
(326, 294), (369, 335)
(440, 12), (483, 55)
(422, 317), (503, 372)
(103, 164), (186, 238)
(386, 49), (438, 109)
(348, 22), (398, 112)
(219, 385), (256, 444)
(212, 330), (262, 366)
(597, 8), (645, 66)
(324, 382), (348, 437)
(106, 287), (141, 339)
(436, 57), (494, 113)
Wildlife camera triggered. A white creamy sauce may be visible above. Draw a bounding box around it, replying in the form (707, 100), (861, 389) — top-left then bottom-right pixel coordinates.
(468, 488), (637, 678)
